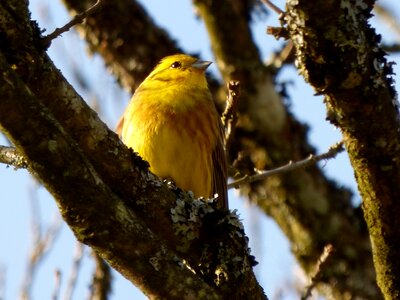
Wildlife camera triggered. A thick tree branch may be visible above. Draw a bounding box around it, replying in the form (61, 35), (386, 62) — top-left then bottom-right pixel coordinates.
(0, 2), (265, 299)
(284, 0), (400, 298)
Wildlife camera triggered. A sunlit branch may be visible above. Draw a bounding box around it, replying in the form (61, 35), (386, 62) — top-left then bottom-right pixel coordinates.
(266, 41), (294, 69)
(374, 4), (400, 39)
(64, 243), (84, 300)
(260, 0), (284, 15)
(0, 145), (28, 169)
(20, 186), (63, 300)
(52, 270), (61, 300)
(302, 244), (334, 300)
(222, 80), (240, 153)
(382, 43), (400, 53)
(228, 141), (344, 189)
(88, 252), (112, 300)
(42, 0), (104, 47)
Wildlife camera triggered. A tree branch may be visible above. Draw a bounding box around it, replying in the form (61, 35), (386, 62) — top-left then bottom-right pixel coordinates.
(0, 145), (28, 169)
(229, 141), (344, 189)
(88, 252), (112, 300)
(301, 244), (334, 300)
(52, 270), (61, 300)
(222, 80), (240, 154)
(284, 0), (400, 298)
(260, 0), (284, 15)
(374, 4), (400, 40)
(42, 0), (103, 47)
(64, 243), (84, 300)
(20, 187), (62, 300)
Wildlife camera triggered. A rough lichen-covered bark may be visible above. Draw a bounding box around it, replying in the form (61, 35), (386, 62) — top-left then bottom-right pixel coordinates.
(0, 1), (266, 299)
(284, 0), (400, 298)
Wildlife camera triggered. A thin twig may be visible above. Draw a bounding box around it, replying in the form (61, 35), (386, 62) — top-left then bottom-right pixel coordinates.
(64, 243), (85, 300)
(20, 185), (63, 300)
(52, 270), (62, 300)
(264, 0), (288, 40)
(382, 43), (400, 53)
(301, 244), (334, 300)
(88, 252), (112, 300)
(260, 0), (284, 15)
(374, 4), (400, 39)
(266, 41), (294, 69)
(222, 80), (241, 153)
(42, 0), (103, 47)
(0, 145), (28, 169)
(228, 141), (344, 189)
(0, 265), (5, 300)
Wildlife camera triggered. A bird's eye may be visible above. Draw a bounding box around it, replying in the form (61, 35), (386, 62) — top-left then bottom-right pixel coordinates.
(170, 61), (182, 69)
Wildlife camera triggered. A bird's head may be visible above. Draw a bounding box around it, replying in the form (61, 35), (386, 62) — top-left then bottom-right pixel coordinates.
(146, 54), (211, 88)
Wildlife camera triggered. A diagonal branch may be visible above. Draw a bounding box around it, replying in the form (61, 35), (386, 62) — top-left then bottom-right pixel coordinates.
(88, 252), (112, 300)
(229, 141), (344, 189)
(64, 243), (84, 300)
(374, 4), (400, 40)
(42, 0), (104, 47)
(222, 80), (240, 154)
(0, 145), (28, 169)
(20, 187), (63, 300)
(301, 244), (334, 300)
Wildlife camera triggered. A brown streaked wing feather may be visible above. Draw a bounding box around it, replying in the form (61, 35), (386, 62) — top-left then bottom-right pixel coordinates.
(212, 121), (228, 209)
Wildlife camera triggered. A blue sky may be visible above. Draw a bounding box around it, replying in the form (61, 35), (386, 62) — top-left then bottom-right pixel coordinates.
(1, 0), (399, 299)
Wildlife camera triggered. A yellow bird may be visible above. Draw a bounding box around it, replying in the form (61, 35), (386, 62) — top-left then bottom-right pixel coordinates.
(116, 54), (228, 209)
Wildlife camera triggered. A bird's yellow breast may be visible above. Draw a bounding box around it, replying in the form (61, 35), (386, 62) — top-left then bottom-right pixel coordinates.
(121, 89), (219, 199)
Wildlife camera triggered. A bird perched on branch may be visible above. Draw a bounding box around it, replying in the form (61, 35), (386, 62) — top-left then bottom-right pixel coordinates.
(116, 54), (228, 209)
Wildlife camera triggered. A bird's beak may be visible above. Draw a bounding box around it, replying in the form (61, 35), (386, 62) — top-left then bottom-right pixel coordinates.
(192, 60), (212, 71)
